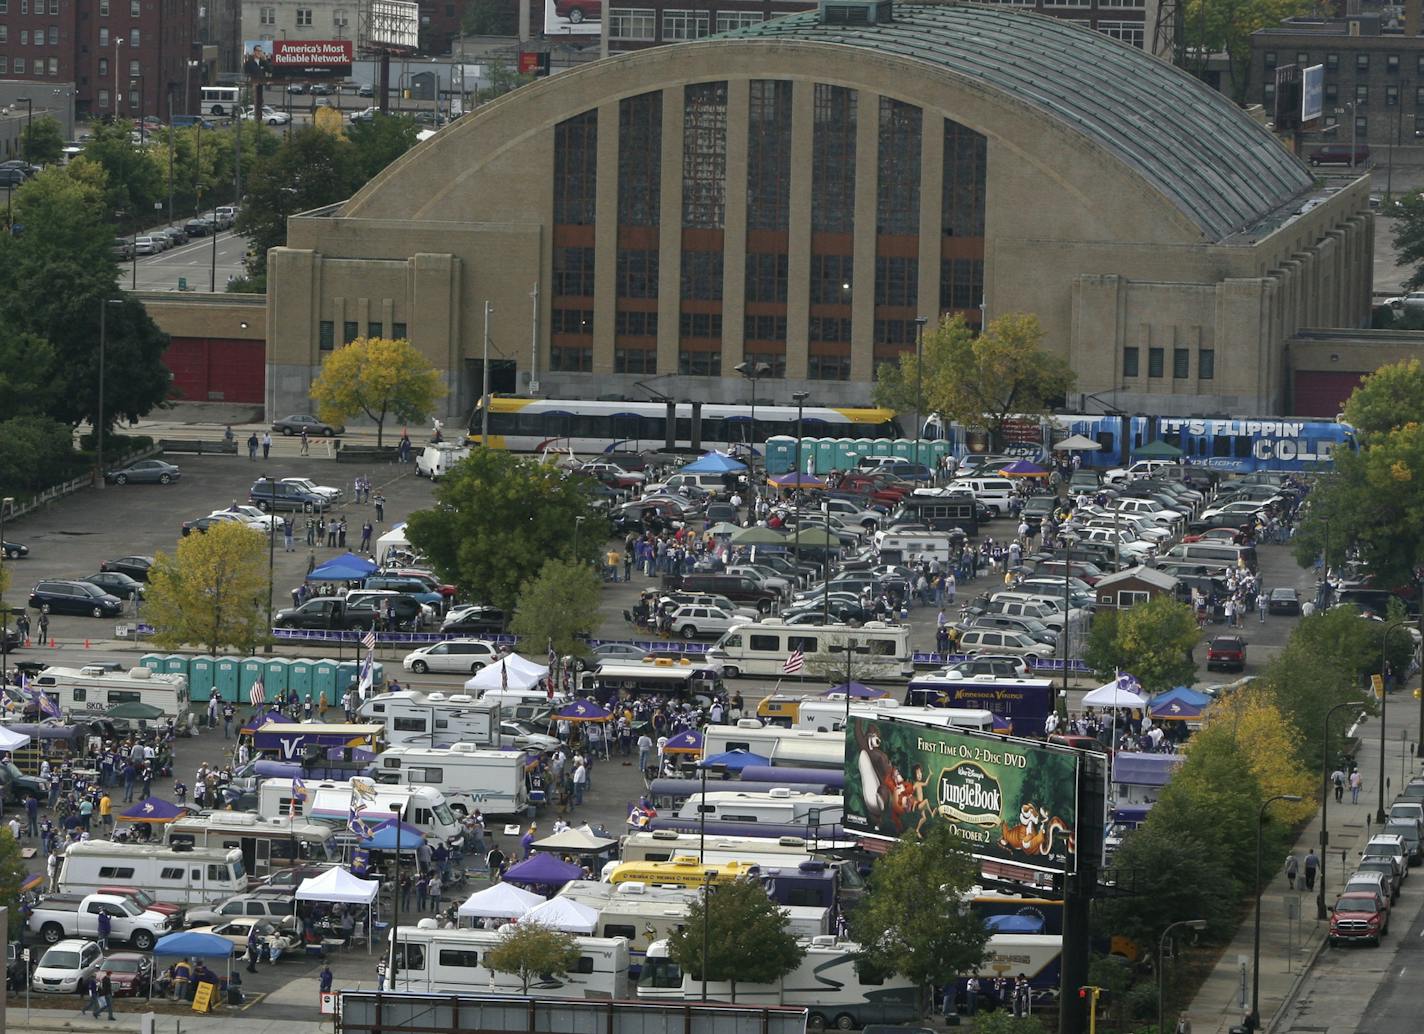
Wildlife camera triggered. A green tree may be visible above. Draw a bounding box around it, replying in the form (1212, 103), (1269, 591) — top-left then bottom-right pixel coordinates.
(310, 336), (446, 446)
(1096, 822), (1233, 949)
(483, 921), (582, 993)
(873, 314), (1074, 452)
(0, 328), (59, 418)
(74, 121), (164, 222)
(405, 450), (609, 611)
(1184, 0), (1315, 103)
(511, 559), (601, 660)
(970, 1011), (1049, 1034)
(849, 825), (987, 1001)
(22, 115), (65, 166)
(0, 827), (25, 936)
(477, 61), (535, 102)
(667, 878), (805, 1001)
(1342, 359), (1424, 438)
(1081, 596), (1199, 694)
(1391, 193), (1424, 292)
(0, 416), (80, 493)
(346, 114), (421, 181)
(145, 521), (271, 657)
(235, 126), (361, 283)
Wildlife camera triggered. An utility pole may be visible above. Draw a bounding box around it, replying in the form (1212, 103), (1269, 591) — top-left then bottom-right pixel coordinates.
(480, 301), (492, 443)
(528, 282), (540, 394)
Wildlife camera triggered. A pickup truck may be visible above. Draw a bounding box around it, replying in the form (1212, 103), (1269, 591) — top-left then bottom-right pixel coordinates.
(29, 893), (170, 951)
(0, 760), (49, 804)
(272, 594), (425, 631)
(1329, 890), (1389, 946)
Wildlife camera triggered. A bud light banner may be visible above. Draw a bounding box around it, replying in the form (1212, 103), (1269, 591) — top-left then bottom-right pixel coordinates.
(845, 715), (1083, 874)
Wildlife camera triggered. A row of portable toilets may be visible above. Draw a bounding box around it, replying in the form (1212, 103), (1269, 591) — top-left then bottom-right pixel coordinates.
(763, 436), (957, 475)
(138, 653), (387, 705)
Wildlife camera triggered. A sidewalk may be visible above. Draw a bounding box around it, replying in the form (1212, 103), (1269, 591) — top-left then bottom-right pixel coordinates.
(1183, 691), (1421, 1034)
(1, 1009), (327, 1034)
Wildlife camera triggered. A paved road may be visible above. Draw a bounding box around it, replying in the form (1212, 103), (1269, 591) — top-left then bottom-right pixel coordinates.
(1355, 893), (1424, 1033)
(117, 229), (248, 294)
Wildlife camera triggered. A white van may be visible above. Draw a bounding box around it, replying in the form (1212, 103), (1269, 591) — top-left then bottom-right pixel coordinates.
(391, 922), (630, 998)
(873, 533), (956, 565)
(416, 443), (470, 480)
(948, 476), (1018, 515)
(957, 628), (1056, 658)
(59, 841), (246, 906)
(706, 620), (912, 680)
(374, 743), (529, 816)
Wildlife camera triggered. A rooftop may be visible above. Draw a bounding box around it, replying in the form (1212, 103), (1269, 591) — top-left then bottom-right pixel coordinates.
(720, 2), (1315, 241)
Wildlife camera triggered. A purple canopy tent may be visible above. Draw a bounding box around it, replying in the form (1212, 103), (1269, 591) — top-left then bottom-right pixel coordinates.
(503, 852), (583, 890)
(552, 699), (612, 757)
(117, 797), (189, 824)
(662, 729), (703, 756)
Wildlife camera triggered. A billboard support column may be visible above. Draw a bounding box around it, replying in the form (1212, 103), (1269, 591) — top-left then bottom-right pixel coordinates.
(378, 54), (391, 113)
(1059, 751), (1105, 1034)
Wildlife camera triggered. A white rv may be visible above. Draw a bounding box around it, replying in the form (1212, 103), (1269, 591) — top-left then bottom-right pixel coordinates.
(705, 621), (912, 680)
(358, 689), (501, 748)
(164, 812), (337, 877)
(701, 724), (845, 769)
(32, 666), (190, 722)
(672, 789), (844, 827)
(58, 841), (245, 906)
(374, 743), (530, 816)
(639, 935), (919, 1029)
(256, 778), (464, 845)
(416, 443), (471, 480)
(792, 698), (995, 734)
(391, 921), (630, 998)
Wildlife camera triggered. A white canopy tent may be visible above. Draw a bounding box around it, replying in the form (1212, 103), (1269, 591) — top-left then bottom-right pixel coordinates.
(465, 653), (549, 693)
(376, 522), (410, 562)
(456, 882), (545, 923)
(1081, 681), (1147, 710)
(0, 726), (31, 751)
(530, 826), (619, 854)
(521, 896), (599, 934)
(295, 866), (381, 953)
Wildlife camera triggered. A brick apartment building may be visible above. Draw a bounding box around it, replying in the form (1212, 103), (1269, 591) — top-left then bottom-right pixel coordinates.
(0, 0), (198, 122)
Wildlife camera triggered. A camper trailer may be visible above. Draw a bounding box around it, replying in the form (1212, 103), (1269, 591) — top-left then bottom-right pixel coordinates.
(390, 922), (630, 998)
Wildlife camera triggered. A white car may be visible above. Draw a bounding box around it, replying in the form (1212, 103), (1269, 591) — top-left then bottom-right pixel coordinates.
(212, 505), (283, 532)
(280, 476), (344, 503)
(822, 498), (885, 530)
(1102, 459), (1174, 485)
(1200, 500), (1269, 521)
(499, 720), (561, 753)
(245, 105), (291, 125)
(666, 604), (741, 640)
(133, 235), (160, 256)
(1385, 291), (1424, 311)
(402, 639), (501, 674)
(32, 938), (103, 994)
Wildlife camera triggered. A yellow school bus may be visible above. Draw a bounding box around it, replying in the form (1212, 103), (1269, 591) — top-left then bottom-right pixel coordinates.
(607, 856), (759, 888)
(755, 695), (804, 728)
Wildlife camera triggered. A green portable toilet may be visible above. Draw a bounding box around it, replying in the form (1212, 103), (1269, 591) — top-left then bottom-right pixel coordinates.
(869, 438), (894, 458)
(239, 658), (265, 700)
(288, 658), (314, 698)
(139, 653), (164, 674)
(262, 658), (290, 697)
(336, 661), (360, 696)
(312, 660), (338, 704)
(214, 658), (240, 702)
(764, 436), (794, 475)
(188, 656), (216, 697)
(891, 440), (914, 461)
(372, 662), (385, 692)
(828, 440), (854, 471)
(162, 654), (190, 678)
(929, 440), (951, 468)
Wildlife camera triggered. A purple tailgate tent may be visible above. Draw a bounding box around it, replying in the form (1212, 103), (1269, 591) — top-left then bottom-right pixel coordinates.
(118, 797), (188, 824)
(503, 852), (583, 890)
(662, 729), (703, 756)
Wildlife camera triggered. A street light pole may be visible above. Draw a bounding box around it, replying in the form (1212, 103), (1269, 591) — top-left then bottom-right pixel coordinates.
(574, 515), (585, 563)
(842, 636), (856, 729)
(0, 496), (12, 687)
(15, 97), (32, 164)
(96, 299), (111, 488)
(1157, 918), (1207, 1034)
(913, 315), (927, 472)
(1251, 793), (1302, 1031)
(1379, 621), (1410, 823)
(734, 361), (770, 520)
(700, 870), (713, 1001)
(113, 38), (125, 122)
(792, 391), (809, 564)
(1060, 534), (1075, 717)
(1319, 698), (1368, 920)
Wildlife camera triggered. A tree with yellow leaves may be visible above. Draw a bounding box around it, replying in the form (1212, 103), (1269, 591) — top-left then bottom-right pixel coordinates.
(145, 520), (270, 658)
(310, 336), (446, 446)
(1204, 687), (1316, 825)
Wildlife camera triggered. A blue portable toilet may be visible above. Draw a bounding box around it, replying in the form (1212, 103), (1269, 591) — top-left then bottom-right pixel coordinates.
(214, 658), (240, 702)
(288, 658), (314, 698)
(263, 658), (290, 698)
(162, 654), (189, 678)
(869, 438), (894, 459)
(312, 660), (338, 704)
(764, 436), (794, 475)
(239, 658), (265, 700)
(188, 656), (217, 697)
(336, 661), (360, 696)
(139, 653), (164, 674)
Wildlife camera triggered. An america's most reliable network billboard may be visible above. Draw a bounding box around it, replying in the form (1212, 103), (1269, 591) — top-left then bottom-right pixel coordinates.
(243, 39), (354, 79)
(844, 716), (1085, 874)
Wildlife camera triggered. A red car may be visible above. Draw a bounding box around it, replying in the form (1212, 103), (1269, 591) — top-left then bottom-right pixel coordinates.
(1206, 635), (1246, 672)
(553, 0), (600, 21)
(95, 953), (152, 996)
(1181, 526), (1246, 545)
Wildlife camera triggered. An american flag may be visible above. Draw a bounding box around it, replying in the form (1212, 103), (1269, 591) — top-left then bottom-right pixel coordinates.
(783, 649), (805, 675)
(362, 629), (377, 651)
(249, 679), (265, 706)
(500, 659), (508, 691)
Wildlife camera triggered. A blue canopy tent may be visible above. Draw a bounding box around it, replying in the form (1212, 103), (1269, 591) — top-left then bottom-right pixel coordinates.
(1148, 686), (1211, 721)
(504, 852), (583, 889)
(699, 749), (770, 772)
(307, 552), (378, 582)
(680, 451), (746, 474)
(822, 682), (889, 700)
(359, 818), (425, 853)
(151, 930), (233, 1003)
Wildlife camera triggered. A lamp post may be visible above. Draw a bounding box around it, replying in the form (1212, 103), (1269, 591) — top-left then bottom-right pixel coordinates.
(574, 515), (586, 563)
(95, 298), (122, 488)
(734, 360), (771, 520)
(841, 636), (856, 730)
(792, 391), (809, 563)
(821, 499), (831, 626)
(700, 869), (713, 1001)
(266, 502), (276, 653)
(1251, 793), (1302, 1031)
(1319, 698), (1368, 920)
(0, 496), (12, 687)
(913, 314), (928, 471)
(388, 801), (403, 989)
(1378, 621), (1410, 823)
(113, 38), (125, 121)
(1158, 918), (1207, 1034)
(14, 96), (31, 164)
(132, 74), (145, 145)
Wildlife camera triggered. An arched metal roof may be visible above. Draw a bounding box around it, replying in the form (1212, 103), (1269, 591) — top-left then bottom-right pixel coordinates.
(720, 3), (1314, 241)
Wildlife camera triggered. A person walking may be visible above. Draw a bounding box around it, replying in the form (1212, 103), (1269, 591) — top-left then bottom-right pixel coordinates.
(1350, 767), (1363, 804)
(300, 429), (310, 456)
(572, 758), (587, 806)
(1257, 592), (1267, 623)
(1303, 849), (1319, 891)
(80, 973), (100, 1017)
(963, 976), (979, 1016)
(25, 794), (38, 838)
(284, 517), (295, 552)
(96, 909), (112, 952)
(428, 872), (442, 913)
(1284, 852), (1298, 890)
(1331, 767), (1345, 803)
(246, 924), (261, 974)
(360, 521), (373, 553)
(36, 609), (48, 645)
(247, 432), (259, 460)
(374, 493), (386, 522)
(262, 432), (272, 459)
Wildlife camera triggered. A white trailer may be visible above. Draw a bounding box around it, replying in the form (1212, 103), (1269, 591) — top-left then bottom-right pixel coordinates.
(31, 666), (190, 722)
(374, 742), (530, 816)
(390, 921), (630, 998)
(58, 841), (245, 906)
(359, 689), (501, 748)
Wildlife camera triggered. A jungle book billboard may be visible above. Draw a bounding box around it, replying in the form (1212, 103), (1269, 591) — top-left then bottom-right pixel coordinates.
(844, 715), (1086, 874)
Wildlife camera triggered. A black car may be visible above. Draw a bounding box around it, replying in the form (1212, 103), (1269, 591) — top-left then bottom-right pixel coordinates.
(28, 579), (124, 617)
(83, 571), (145, 600)
(184, 218), (212, 237)
(2, 540), (27, 560)
(1267, 587), (1301, 615)
(100, 555), (155, 582)
(439, 605), (507, 634)
(309, 83), (333, 96)
(180, 514), (236, 536)
(0, 627), (20, 653)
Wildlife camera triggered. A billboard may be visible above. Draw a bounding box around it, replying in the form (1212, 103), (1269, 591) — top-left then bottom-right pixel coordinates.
(368, 0), (420, 49)
(1302, 64), (1325, 123)
(1274, 64), (1303, 132)
(243, 39), (354, 79)
(844, 715), (1083, 874)
(545, 0), (601, 36)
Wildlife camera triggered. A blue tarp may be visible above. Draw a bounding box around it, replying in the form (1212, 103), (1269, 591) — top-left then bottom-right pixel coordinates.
(307, 552), (378, 582)
(359, 818), (425, 852)
(153, 931), (234, 957)
(1112, 751), (1185, 787)
(680, 452), (746, 474)
(700, 749), (771, 772)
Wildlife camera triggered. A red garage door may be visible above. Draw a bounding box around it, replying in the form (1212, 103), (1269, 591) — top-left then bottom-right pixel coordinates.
(163, 338), (265, 404)
(1293, 370), (1366, 418)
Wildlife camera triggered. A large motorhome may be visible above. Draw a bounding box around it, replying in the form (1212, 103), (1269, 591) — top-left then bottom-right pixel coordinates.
(58, 841), (245, 906)
(31, 666), (189, 722)
(705, 621), (912, 681)
(904, 675), (1057, 736)
(358, 690), (502, 748)
(701, 724), (844, 769)
(164, 812), (336, 877)
(390, 922), (630, 998)
(374, 743), (529, 816)
(793, 698), (995, 734)
(256, 778), (464, 845)
(647, 789), (845, 838)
